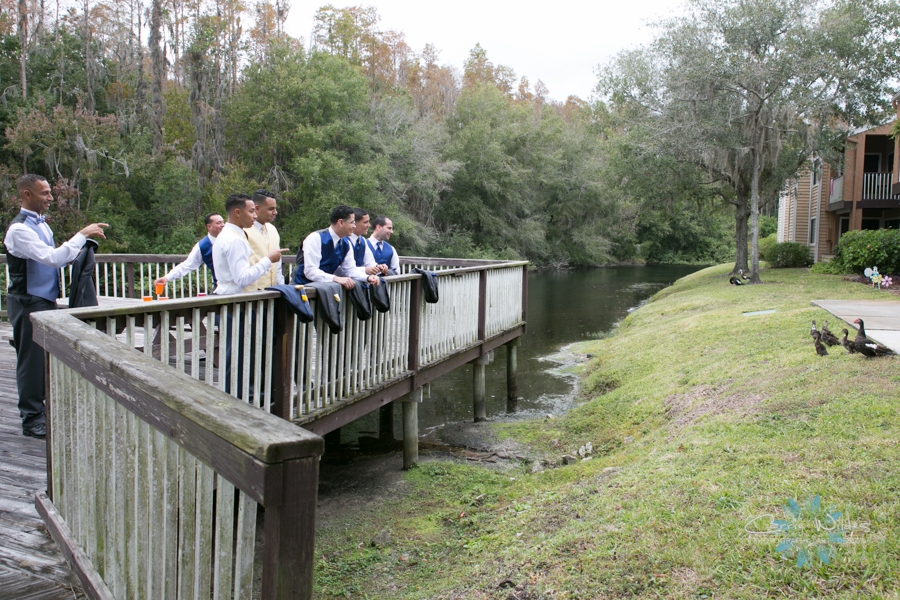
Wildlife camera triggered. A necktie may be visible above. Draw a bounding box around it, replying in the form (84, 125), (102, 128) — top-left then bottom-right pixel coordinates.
(378, 241), (383, 252)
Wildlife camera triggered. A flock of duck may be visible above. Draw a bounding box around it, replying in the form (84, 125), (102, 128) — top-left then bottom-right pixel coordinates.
(811, 319), (896, 358)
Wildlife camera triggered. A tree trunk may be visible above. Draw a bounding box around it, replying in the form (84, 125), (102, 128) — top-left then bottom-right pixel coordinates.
(733, 190), (750, 274)
(83, 0), (94, 113)
(748, 135), (763, 284)
(18, 0), (27, 100)
(149, 0), (166, 153)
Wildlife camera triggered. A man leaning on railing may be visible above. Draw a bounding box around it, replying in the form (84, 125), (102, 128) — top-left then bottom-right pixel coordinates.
(3, 174), (108, 439)
(213, 193), (288, 399)
(154, 212), (224, 290)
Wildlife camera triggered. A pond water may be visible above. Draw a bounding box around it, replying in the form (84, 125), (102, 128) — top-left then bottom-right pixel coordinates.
(343, 265), (705, 442)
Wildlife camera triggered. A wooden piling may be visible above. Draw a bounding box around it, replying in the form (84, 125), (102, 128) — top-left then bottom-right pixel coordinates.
(402, 388), (422, 470)
(472, 352), (492, 422)
(506, 338), (519, 413)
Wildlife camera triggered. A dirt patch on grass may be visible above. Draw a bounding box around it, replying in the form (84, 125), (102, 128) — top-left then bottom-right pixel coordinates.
(664, 383), (766, 432)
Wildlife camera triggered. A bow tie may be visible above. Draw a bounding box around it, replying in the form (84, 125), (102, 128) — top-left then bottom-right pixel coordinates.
(31, 214), (46, 224)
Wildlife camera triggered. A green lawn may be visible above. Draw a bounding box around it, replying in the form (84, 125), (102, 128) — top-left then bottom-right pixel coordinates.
(314, 265), (900, 599)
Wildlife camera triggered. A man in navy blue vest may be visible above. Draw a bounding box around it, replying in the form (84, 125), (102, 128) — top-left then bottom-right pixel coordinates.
(154, 212), (224, 291)
(367, 216), (400, 275)
(345, 208), (382, 276)
(294, 205), (380, 289)
(3, 175), (108, 439)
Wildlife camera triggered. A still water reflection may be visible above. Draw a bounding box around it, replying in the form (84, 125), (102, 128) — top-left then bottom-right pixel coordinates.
(345, 265), (705, 440)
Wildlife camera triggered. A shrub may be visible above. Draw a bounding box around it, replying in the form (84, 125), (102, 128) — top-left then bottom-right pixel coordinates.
(758, 233), (778, 261)
(768, 242), (812, 268)
(832, 229), (900, 275)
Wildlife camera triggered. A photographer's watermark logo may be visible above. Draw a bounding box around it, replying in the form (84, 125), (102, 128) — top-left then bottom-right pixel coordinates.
(745, 496), (869, 568)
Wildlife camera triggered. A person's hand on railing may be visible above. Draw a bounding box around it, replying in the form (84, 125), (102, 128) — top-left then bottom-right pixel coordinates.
(267, 247), (289, 263)
(367, 274), (380, 286)
(333, 276), (355, 289)
(79, 223), (109, 239)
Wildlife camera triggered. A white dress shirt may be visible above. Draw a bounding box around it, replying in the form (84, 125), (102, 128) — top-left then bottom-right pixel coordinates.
(302, 227), (367, 282)
(212, 223), (272, 295)
(164, 234), (216, 281)
(4, 209), (86, 267)
(368, 236), (400, 275)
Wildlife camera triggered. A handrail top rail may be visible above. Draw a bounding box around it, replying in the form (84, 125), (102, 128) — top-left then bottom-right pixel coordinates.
(0, 253), (529, 268)
(31, 309), (323, 464)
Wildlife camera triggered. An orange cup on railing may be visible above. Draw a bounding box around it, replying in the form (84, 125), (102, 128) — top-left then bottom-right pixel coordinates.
(142, 296), (152, 302)
(155, 282), (165, 296)
(158, 296), (169, 301)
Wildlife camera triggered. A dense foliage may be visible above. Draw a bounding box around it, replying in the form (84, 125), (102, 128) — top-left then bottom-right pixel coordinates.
(767, 241), (813, 268)
(831, 229), (900, 275)
(0, 2), (736, 265)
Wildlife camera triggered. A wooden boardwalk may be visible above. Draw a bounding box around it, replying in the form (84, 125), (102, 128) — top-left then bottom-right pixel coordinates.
(0, 322), (85, 600)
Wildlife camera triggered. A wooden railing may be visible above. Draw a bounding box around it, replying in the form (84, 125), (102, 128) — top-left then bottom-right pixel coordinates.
(32, 308), (323, 600)
(24, 255), (527, 598)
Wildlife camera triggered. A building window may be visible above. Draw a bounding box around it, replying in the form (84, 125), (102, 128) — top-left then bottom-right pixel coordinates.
(885, 219), (900, 229)
(809, 218), (817, 244)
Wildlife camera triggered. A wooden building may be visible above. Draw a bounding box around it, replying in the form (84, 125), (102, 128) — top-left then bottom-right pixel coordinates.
(778, 92), (900, 263)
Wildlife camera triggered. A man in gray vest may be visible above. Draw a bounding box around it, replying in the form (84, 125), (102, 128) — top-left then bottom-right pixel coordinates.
(3, 175), (107, 438)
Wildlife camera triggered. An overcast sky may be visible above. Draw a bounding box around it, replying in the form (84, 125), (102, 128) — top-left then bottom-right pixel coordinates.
(284, 1), (684, 102)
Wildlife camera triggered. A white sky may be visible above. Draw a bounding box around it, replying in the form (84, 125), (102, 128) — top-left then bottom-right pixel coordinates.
(284, 1), (684, 102)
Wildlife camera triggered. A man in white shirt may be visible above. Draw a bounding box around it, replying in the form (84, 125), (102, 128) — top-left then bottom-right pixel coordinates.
(345, 208), (382, 276)
(243, 190), (284, 291)
(213, 193), (287, 398)
(213, 194), (287, 295)
(3, 174), (108, 438)
(294, 205), (380, 289)
(154, 213), (225, 291)
(367, 216), (400, 275)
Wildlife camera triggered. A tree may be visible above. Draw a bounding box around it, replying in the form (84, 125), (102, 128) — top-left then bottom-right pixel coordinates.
(599, 0), (900, 282)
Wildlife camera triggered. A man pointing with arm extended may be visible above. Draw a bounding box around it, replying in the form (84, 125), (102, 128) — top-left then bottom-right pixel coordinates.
(3, 174), (108, 439)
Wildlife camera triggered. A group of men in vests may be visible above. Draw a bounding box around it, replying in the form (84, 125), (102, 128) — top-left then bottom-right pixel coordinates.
(3, 175), (400, 438)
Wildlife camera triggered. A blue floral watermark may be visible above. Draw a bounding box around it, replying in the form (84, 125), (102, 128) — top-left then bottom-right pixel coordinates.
(745, 496), (865, 569)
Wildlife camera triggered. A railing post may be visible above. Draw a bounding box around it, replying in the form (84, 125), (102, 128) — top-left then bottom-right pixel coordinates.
(408, 276), (421, 376)
(521, 264), (528, 333)
(270, 298), (294, 421)
(261, 457), (320, 599)
(126, 262), (135, 298)
(477, 269), (487, 341)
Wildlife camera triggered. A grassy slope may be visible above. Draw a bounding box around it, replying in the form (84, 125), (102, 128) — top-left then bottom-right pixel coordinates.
(314, 265), (900, 599)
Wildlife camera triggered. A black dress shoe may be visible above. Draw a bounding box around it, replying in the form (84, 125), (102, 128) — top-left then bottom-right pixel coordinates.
(23, 423), (47, 439)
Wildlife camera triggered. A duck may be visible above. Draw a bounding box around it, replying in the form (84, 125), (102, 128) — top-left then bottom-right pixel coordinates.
(852, 318), (896, 357)
(840, 329), (856, 354)
(729, 274), (744, 286)
(810, 320), (818, 339)
(811, 330), (828, 356)
(819, 320), (840, 346)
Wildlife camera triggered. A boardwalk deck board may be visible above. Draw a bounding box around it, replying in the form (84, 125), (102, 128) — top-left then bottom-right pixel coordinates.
(0, 322), (86, 599)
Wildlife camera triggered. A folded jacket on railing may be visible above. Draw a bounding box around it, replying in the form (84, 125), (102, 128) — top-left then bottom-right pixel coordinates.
(346, 279), (372, 320)
(371, 277), (390, 312)
(412, 268), (439, 303)
(303, 281), (344, 334)
(265, 284), (314, 323)
(69, 239), (100, 308)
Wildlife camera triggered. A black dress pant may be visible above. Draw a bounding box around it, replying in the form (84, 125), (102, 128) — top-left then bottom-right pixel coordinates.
(8, 294), (56, 430)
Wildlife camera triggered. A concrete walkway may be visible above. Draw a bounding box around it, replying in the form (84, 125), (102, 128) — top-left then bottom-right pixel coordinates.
(812, 299), (900, 352)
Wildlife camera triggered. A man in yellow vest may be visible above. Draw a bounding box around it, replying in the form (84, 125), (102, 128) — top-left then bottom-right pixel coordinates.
(244, 189), (284, 291)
